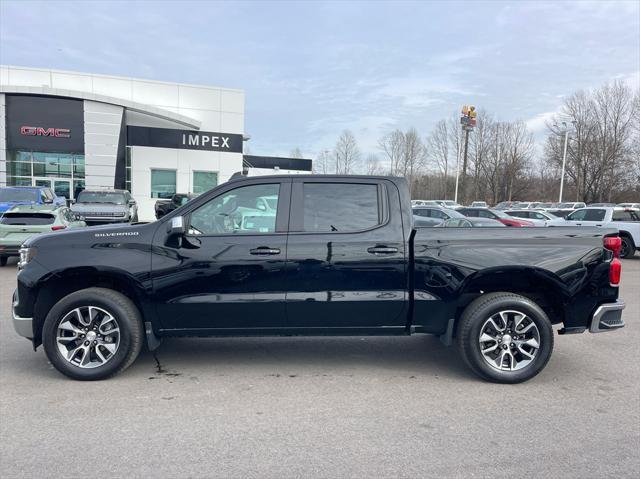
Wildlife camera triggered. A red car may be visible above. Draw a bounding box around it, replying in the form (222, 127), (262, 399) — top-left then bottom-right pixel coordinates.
(457, 207), (534, 227)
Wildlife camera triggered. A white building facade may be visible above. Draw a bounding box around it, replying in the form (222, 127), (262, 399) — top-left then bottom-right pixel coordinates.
(0, 65), (255, 220)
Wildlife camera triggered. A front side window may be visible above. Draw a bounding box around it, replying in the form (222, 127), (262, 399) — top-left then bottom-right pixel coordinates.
(151, 169), (177, 199)
(567, 209), (587, 221)
(189, 184), (280, 235)
(583, 209), (606, 221)
(302, 183), (380, 232)
(193, 171), (218, 195)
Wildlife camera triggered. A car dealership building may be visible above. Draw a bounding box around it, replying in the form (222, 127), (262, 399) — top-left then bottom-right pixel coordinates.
(0, 65), (311, 220)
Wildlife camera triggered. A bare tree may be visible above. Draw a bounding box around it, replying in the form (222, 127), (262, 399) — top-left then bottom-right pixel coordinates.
(378, 130), (404, 175)
(365, 153), (385, 175)
(427, 120), (450, 197)
(544, 80), (637, 202)
(290, 147), (304, 159)
(313, 149), (333, 174)
(333, 130), (360, 174)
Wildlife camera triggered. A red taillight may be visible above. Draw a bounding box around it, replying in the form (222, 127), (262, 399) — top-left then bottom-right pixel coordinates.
(604, 236), (622, 258)
(610, 258), (622, 286)
(51, 225), (67, 231)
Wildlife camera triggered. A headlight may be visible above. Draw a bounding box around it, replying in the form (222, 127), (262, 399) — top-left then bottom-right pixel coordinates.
(18, 246), (37, 270)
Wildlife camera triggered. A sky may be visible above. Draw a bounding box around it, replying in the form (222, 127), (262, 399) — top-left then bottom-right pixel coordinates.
(1, 0), (638, 161)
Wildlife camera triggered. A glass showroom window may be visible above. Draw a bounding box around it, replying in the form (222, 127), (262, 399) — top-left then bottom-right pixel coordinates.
(193, 171), (218, 195)
(151, 169), (176, 199)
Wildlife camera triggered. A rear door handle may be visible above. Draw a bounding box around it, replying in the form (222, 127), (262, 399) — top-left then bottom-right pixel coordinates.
(367, 246), (399, 255)
(250, 247), (281, 255)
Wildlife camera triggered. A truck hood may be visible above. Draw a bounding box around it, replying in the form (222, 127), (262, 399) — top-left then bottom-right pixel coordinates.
(24, 221), (150, 248)
(71, 203), (128, 214)
(0, 201), (35, 213)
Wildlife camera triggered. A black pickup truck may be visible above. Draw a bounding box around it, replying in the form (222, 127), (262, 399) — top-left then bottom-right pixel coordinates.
(12, 175), (626, 382)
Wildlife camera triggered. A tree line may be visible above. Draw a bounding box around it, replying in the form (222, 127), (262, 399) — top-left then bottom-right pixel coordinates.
(300, 79), (639, 203)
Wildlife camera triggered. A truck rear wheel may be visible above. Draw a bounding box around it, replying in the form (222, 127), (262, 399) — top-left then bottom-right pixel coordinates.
(620, 236), (635, 259)
(456, 292), (554, 383)
(42, 288), (144, 380)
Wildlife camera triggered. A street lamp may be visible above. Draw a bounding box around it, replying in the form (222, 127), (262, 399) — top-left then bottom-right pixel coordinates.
(554, 121), (575, 203)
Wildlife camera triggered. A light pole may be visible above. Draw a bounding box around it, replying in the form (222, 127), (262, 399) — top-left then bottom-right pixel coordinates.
(555, 121), (575, 203)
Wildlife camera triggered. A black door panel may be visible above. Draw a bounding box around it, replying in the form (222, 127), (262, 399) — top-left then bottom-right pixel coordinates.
(151, 180), (291, 331)
(285, 179), (407, 329)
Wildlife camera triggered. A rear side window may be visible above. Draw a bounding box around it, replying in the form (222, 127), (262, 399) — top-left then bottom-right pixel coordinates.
(303, 183), (380, 232)
(430, 209), (447, 219)
(584, 209), (606, 221)
(612, 210), (640, 221)
(0, 213), (55, 225)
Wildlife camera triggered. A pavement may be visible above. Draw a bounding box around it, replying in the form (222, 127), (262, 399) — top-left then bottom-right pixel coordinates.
(0, 256), (638, 478)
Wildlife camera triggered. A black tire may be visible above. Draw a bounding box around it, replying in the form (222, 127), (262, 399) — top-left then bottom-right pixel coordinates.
(42, 287), (144, 380)
(456, 292), (554, 384)
(0, 256), (7, 267)
(620, 236), (635, 259)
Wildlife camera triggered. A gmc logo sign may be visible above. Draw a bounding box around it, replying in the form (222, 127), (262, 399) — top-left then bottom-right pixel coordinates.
(20, 126), (71, 138)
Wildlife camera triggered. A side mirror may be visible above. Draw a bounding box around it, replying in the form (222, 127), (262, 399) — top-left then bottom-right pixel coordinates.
(128, 199), (136, 206)
(168, 216), (185, 236)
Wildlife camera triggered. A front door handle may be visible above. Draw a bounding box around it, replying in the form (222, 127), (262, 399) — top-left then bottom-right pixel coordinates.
(250, 247), (281, 255)
(367, 246), (398, 255)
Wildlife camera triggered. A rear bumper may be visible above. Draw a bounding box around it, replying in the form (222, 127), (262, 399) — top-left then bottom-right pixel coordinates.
(12, 290), (33, 339)
(589, 300), (625, 333)
(0, 245), (21, 257)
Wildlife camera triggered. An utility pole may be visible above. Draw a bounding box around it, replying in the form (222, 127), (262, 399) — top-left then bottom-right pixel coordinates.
(555, 120), (575, 203)
(454, 132), (461, 203)
(458, 105), (477, 204)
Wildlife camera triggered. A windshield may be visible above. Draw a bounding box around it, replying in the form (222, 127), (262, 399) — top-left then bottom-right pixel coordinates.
(490, 209), (510, 219)
(0, 188), (38, 203)
(0, 212), (55, 225)
(76, 191), (126, 205)
(265, 198), (278, 209)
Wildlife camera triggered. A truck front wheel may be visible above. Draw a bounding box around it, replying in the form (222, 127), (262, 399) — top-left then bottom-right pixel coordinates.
(42, 288), (144, 380)
(456, 292), (554, 383)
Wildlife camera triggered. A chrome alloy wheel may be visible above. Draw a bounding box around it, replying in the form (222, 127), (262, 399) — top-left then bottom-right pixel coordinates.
(56, 306), (121, 369)
(478, 310), (540, 372)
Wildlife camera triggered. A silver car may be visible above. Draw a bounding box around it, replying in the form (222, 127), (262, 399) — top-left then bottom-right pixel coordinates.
(71, 189), (138, 225)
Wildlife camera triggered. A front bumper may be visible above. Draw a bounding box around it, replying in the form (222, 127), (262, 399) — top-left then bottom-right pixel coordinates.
(12, 290), (33, 339)
(589, 300), (625, 333)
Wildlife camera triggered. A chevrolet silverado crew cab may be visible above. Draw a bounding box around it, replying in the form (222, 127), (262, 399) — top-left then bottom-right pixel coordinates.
(12, 175), (626, 382)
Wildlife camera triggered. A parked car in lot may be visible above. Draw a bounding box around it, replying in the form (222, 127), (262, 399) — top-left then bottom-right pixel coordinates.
(0, 205), (85, 266)
(617, 202), (640, 209)
(433, 199), (463, 209)
(493, 201), (517, 210)
(548, 207), (640, 258)
(12, 175), (625, 383)
(439, 217), (505, 228)
(588, 203), (616, 207)
(470, 201), (488, 207)
(155, 193), (198, 219)
(530, 202), (554, 209)
(457, 207), (534, 227)
(547, 202), (587, 218)
(412, 205), (464, 227)
(71, 189), (138, 225)
(0, 186), (66, 213)
(505, 209), (556, 226)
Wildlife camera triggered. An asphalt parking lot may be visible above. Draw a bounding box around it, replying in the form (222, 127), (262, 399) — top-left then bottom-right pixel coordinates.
(0, 257), (638, 478)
